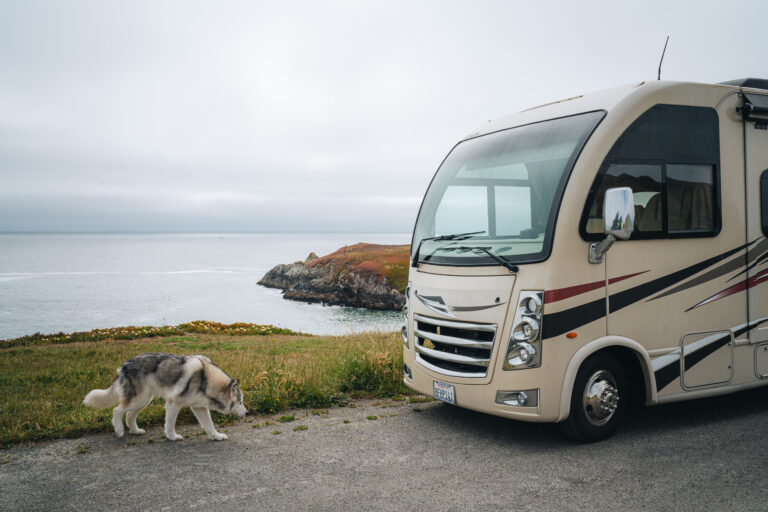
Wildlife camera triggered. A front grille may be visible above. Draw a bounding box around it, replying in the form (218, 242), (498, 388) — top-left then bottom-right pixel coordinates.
(413, 314), (497, 378)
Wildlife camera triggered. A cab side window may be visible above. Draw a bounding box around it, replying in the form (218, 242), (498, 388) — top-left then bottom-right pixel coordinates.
(585, 163), (662, 235)
(581, 104), (720, 240)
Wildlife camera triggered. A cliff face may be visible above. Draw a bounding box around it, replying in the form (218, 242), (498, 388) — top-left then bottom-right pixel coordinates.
(258, 243), (409, 311)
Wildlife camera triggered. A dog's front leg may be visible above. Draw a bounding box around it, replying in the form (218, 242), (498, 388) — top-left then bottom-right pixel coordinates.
(112, 406), (125, 438)
(191, 407), (227, 440)
(163, 401), (184, 441)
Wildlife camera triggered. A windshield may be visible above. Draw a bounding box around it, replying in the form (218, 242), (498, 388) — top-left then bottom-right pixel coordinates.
(412, 111), (604, 266)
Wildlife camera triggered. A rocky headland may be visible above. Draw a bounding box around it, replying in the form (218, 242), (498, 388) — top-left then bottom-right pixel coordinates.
(258, 243), (409, 310)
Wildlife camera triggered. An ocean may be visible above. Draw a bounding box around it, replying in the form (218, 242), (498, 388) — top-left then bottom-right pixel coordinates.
(0, 233), (411, 340)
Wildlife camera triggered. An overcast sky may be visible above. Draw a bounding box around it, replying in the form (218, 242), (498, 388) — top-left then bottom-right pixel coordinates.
(1, 0), (766, 233)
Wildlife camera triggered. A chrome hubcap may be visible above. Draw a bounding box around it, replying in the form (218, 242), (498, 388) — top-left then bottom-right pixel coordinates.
(582, 370), (619, 426)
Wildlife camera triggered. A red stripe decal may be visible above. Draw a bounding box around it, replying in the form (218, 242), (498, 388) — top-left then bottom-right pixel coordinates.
(544, 271), (648, 304)
(687, 268), (768, 311)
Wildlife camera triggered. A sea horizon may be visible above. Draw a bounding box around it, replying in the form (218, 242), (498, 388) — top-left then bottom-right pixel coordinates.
(0, 230), (413, 236)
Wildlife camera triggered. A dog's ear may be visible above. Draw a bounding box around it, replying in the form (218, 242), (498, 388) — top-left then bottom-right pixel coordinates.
(234, 378), (240, 387)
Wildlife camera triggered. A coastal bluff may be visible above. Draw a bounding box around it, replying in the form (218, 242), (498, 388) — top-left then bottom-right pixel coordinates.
(258, 243), (409, 310)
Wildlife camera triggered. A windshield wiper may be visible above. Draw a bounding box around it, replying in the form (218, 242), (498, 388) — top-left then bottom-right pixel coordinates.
(411, 231), (485, 267)
(439, 245), (519, 273)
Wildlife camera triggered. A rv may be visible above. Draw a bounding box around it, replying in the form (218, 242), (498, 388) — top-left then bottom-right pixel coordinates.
(402, 78), (768, 441)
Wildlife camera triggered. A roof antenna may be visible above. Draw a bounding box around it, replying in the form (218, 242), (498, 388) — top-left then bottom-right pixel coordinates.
(657, 36), (669, 80)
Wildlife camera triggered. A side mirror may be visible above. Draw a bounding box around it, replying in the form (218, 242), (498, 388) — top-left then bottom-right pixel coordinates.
(603, 187), (634, 240)
(589, 187), (635, 263)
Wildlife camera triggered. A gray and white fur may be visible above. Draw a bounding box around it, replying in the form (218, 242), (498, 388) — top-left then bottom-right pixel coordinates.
(83, 353), (247, 441)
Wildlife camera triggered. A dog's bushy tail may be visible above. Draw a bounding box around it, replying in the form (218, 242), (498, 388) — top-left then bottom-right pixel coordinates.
(83, 380), (119, 409)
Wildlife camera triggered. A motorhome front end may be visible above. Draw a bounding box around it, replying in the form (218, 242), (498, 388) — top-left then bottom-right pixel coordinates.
(402, 79), (768, 441)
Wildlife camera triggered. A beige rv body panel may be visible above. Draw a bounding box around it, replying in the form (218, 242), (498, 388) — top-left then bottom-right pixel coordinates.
(404, 80), (768, 423)
(745, 87), (768, 377)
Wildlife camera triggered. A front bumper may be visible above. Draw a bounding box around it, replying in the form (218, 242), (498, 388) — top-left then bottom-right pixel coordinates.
(403, 347), (561, 423)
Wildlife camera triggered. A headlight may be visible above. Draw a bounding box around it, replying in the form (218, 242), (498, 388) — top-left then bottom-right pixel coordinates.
(512, 318), (539, 341)
(402, 284), (411, 347)
(506, 341), (536, 366)
(504, 291), (543, 370)
(522, 295), (541, 315)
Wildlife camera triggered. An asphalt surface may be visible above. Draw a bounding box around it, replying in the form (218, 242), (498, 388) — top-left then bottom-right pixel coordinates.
(2, 389), (768, 512)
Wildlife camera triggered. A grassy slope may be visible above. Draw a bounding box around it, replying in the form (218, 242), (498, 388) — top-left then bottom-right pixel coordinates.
(308, 243), (410, 293)
(0, 323), (409, 447)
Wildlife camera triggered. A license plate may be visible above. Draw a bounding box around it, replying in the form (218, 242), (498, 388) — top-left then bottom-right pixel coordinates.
(433, 381), (455, 404)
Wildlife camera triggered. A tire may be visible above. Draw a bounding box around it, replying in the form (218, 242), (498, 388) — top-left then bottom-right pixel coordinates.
(560, 353), (627, 443)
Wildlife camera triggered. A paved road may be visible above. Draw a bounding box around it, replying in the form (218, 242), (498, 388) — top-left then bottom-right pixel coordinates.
(3, 389), (768, 512)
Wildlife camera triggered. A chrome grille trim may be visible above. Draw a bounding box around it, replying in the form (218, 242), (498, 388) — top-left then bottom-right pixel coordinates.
(413, 314), (497, 378)
(415, 357), (487, 378)
(414, 328), (493, 349)
(414, 314), (497, 333)
(414, 344), (490, 366)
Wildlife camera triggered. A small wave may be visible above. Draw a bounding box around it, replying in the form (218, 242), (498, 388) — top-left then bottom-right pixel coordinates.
(141, 269), (238, 275)
(0, 271), (122, 277)
(0, 276), (31, 283)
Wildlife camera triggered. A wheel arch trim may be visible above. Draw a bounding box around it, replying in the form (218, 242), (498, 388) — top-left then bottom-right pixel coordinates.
(556, 336), (657, 422)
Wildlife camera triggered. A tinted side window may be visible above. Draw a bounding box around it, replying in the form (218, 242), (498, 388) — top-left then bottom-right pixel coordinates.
(667, 164), (715, 233)
(581, 104), (720, 240)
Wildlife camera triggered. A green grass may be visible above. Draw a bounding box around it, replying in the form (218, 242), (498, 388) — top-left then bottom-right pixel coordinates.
(0, 326), (410, 447)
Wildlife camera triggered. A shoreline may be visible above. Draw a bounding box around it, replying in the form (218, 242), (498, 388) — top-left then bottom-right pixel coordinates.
(1, 234), (410, 340)
(258, 243), (409, 311)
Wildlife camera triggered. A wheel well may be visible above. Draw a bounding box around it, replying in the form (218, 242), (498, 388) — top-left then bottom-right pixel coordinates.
(587, 346), (648, 408)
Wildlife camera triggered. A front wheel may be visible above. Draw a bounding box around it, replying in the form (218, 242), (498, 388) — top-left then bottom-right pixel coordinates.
(560, 353), (626, 443)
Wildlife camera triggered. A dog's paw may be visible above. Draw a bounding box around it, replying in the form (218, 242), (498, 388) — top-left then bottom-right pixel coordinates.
(212, 433), (228, 441)
(128, 428), (146, 435)
(114, 429), (125, 438)
(165, 433), (184, 441)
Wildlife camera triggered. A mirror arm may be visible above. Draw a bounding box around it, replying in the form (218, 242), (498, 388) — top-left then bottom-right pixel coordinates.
(588, 234), (616, 264)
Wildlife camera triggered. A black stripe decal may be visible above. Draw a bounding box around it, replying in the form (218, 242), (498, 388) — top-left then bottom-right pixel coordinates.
(541, 243), (748, 339)
(653, 319), (768, 392)
(650, 237), (762, 297)
(682, 333), (732, 371)
(654, 361), (680, 391)
(610, 245), (745, 313)
(727, 250), (768, 282)
(542, 298), (605, 339)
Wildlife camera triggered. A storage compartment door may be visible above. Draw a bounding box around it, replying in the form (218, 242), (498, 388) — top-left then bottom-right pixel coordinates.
(755, 343), (768, 377)
(681, 331), (733, 389)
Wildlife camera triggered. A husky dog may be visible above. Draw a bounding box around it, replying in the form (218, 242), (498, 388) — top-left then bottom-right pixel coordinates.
(83, 353), (247, 441)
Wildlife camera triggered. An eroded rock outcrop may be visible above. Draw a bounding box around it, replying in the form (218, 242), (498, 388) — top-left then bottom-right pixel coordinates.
(258, 243), (408, 310)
